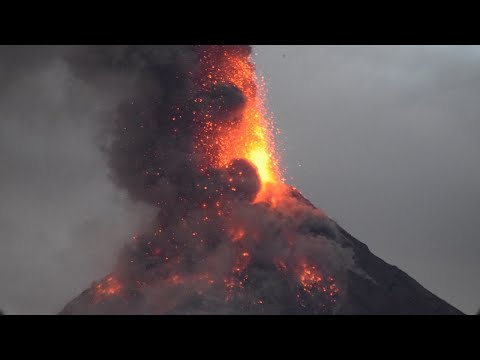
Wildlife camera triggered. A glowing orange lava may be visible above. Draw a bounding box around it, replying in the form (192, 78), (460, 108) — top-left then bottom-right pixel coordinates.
(168, 274), (185, 285)
(231, 227), (246, 242)
(298, 263), (339, 298)
(224, 249), (251, 301)
(299, 263), (323, 295)
(198, 46), (284, 203)
(93, 276), (123, 303)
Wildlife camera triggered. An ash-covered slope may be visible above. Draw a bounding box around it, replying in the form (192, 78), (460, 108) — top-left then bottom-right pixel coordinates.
(333, 226), (462, 315)
(60, 192), (462, 315)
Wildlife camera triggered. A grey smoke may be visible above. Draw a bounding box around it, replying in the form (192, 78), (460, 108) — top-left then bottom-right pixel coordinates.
(0, 46), (154, 314)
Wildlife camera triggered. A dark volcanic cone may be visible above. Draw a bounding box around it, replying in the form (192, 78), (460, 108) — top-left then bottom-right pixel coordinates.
(60, 189), (462, 315)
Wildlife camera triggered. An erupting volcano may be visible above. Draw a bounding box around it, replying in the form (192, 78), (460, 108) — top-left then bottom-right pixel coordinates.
(60, 45), (463, 315)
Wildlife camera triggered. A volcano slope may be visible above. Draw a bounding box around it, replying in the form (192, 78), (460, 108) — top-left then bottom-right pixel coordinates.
(60, 190), (462, 315)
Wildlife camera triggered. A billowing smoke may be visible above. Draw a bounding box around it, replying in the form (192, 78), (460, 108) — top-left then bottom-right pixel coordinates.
(61, 45), (348, 314)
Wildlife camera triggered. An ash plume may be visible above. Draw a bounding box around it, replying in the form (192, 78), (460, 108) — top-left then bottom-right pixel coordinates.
(67, 46), (254, 207)
(61, 45), (346, 314)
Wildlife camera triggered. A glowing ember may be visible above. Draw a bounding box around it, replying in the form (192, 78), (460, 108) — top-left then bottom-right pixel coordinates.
(296, 263), (340, 310)
(231, 227), (246, 242)
(298, 263), (324, 295)
(93, 276), (123, 303)
(224, 248), (251, 301)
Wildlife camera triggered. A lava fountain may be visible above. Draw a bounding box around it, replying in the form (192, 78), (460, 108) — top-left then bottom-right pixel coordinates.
(198, 46), (281, 191)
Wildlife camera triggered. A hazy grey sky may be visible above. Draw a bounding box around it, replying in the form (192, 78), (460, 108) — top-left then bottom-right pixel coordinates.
(0, 46), (153, 314)
(255, 45), (480, 314)
(0, 46), (478, 314)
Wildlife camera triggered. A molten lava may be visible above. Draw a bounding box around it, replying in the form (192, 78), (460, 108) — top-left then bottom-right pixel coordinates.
(93, 276), (122, 304)
(298, 263), (339, 298)
(293, 263), (339, 311)
(196, 46), (283, 203)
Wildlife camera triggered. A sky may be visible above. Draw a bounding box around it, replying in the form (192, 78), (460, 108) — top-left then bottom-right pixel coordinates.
(0, 45), (478, 314)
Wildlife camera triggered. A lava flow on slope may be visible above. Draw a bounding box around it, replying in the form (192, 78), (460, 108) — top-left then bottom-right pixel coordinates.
(60, 45), (345, 315)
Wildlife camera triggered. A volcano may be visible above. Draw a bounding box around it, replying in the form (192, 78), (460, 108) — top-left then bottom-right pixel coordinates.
(59, 45), (463, 315)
